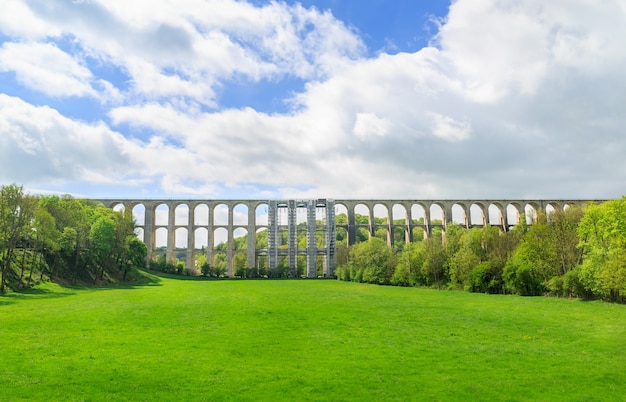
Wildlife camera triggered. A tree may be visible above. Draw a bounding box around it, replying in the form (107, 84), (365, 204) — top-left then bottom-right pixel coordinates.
(126, 236), (148, 279)
(420, 237), (447, 288)
(32, 204), (59, 283)
(0, 184), (36, 293)
(577, 199), (626, 301)
(348, 237), (396, 285)
(89, 211), (116, 283)
(503, 210), (558, 295)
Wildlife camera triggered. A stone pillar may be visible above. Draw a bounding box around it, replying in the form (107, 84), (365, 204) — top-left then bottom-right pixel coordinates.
(387, 206), (393, 247)
(424, 205), (431, 239)
(247, 205), (256, 270)
(347, 205), (356, 246)
(499, 204), (508, 232)
(227, 205), (234, 276)
(405, 204), (412, 244)
(481, 205), (487, 226)
(368, 206), (375, 239)
(144, 201), (155, 267)
(166, 203), (175, 263)
(442, 203), (453, 245)
(206, 204), (213, 270)
(186, 204), (195, 271)
(462, 205), (469, 228)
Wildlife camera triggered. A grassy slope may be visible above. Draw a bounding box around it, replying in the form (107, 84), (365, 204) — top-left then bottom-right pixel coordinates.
(1, 277), (625, 401)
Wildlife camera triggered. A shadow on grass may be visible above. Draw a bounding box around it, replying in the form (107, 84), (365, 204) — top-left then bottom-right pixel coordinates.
(1, 285), (77, 304)
(0, 269), (163, 303)
(145, 270), (335, 282)
(64, 269), (164, 291)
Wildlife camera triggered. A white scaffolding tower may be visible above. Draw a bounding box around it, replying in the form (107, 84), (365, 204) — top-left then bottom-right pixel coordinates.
(267, 199), (336, 277)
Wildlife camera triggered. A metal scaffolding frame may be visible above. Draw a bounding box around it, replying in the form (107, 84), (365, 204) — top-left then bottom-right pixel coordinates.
(267, 199), (336, 277)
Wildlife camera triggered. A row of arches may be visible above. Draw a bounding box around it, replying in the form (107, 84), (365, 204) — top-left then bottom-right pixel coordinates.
(100, 198), (596, 276)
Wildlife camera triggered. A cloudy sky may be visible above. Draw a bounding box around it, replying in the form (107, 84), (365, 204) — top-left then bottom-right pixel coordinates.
(1, 0), (625, 201)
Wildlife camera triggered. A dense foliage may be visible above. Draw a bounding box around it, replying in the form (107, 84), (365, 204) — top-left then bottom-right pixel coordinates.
(337, 199), (626, 302)
(0, 184), (147, 292)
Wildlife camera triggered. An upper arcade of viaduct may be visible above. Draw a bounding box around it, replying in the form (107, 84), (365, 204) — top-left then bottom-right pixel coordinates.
(96, 198), (604, 277)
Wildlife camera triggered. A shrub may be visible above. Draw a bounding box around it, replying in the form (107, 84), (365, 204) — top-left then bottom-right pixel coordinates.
(503, 260), (545, 296)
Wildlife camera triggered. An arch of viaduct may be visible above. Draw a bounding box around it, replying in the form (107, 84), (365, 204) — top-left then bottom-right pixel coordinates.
(96, 198), (602, 278)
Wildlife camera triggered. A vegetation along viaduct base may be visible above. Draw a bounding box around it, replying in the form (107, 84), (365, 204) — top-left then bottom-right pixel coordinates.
(96, 199), (602, 278)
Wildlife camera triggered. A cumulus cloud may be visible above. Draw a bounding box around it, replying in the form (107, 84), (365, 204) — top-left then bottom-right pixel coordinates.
(1, 0), (626, 200)
(0, 94), (136, 184)
(0, 42), (97, 97)
(12, 0), (364, 107)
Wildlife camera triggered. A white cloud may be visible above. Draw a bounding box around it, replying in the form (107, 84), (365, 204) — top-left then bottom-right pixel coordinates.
(0, 0), (57, 38)
(10, 0), (364, 107)
(1, 0), (626, 199)
(0, 94), (139, 184)
(0, 42), (97, 97)
(428, 112), (471, 142)
(353, 113), (390, 139)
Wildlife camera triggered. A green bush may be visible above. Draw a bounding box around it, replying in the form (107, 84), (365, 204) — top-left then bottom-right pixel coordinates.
(503, 260), (545, 296)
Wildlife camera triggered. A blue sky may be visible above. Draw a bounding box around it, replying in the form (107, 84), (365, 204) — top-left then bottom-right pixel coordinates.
(1, 0), (626, 201)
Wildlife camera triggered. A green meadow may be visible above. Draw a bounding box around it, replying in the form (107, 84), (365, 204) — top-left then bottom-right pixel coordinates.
(1, 275), (625, 401)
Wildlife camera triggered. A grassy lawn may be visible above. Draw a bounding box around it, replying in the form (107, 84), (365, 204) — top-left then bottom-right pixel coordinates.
(1, 275), (625, 401)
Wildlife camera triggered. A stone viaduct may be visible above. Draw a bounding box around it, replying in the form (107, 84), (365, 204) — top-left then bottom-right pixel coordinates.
(96, 198), (601, 278)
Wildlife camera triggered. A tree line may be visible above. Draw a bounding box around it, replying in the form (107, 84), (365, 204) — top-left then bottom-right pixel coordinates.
(336, 198), (626, 303)
(0, 184), (147, 292)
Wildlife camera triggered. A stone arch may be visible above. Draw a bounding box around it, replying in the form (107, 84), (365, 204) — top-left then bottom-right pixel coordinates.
(410, 203), (427, 241)
(372, 203), (390, 244)
(194, 204), (209, 225)
(132, 204), (146, 226)
(506, 203), (522, 226)
(135, 227), (145, 243)
(256, 203), (268, 226)
(429, 203), (444, 224)
(194, 227), (208, 250)
(175, 227), (188, 249)
(411, 203), (426, 224)
(545, 203), (556, 221)
(451, 203), (468, 226)
(233, 203), (248, 226)
(174, 203), (189, 226)
(154, 203), (169, 226)
(470, 203), (487, 226)
(391, 203), (409, 246)
(233, 227), (248, 250)
(213, 227), (228, 249)
(213, 203), (228, 226)
(334, 203), (349, 247)
(256, 227), (268, 249)
(155, 227), (168, 249)
(525, 203), (540, 224)
(233, 227), (249, 276)
(373, 203), (389, 225)
(488, 202), (506, 229)
(353, 203), (370, 243)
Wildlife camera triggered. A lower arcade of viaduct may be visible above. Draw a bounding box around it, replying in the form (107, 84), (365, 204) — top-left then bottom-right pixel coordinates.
(97, 199), (600, 278)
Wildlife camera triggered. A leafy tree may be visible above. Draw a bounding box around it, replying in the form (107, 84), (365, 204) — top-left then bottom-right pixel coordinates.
(0, 184), (36, 293)
(420, 237), (447, 288)
(391, 242), (425, 286)
(89, 211), (117, 283)
(347, 237), (396, 285)
(126, 236), (147, 279)
(577, 199), (626, 301)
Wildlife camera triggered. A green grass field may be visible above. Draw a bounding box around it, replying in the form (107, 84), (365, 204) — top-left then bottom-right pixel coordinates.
(1, 274), (625, 401)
